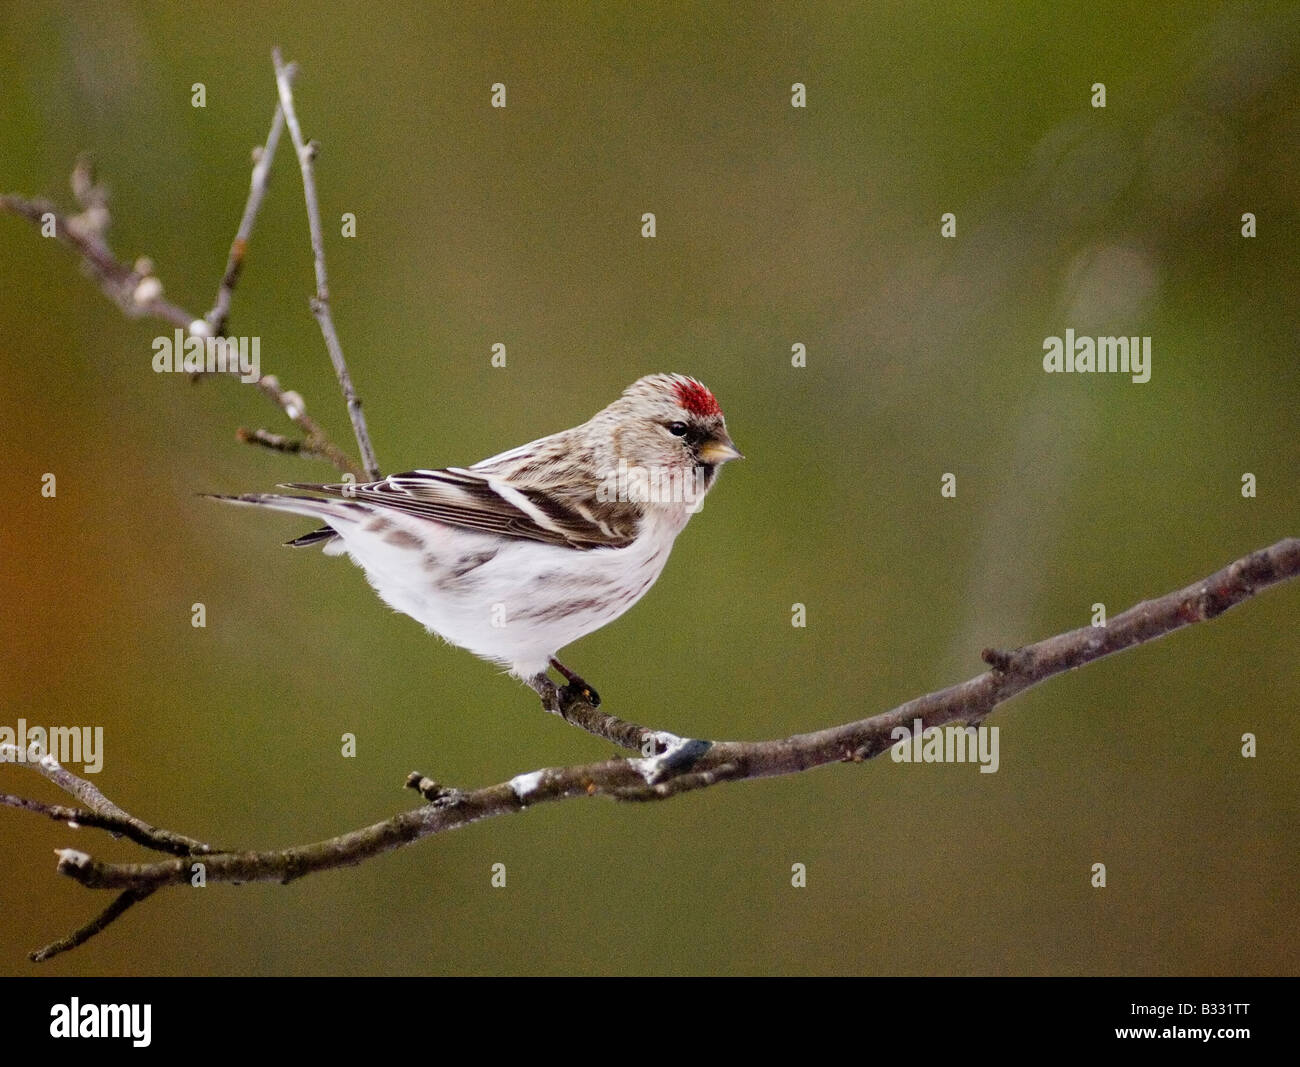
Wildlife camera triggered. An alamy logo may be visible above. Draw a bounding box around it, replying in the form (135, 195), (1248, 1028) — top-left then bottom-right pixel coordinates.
(0, 720), (103, 773)
(890, 719), (1000, 773)
(1043, 329), (1151, 383)
(50, 999), (151, 1047)
(152, 329), (260, 383)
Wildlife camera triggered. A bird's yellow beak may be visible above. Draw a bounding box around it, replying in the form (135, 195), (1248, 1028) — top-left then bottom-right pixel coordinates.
(698, 433), (744, 465)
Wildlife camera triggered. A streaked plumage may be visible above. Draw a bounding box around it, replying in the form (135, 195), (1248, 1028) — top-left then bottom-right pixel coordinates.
(210, 374), (741, 695)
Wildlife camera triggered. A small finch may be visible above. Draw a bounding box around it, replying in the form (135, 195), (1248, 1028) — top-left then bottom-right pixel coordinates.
(210, 374), (741, 709)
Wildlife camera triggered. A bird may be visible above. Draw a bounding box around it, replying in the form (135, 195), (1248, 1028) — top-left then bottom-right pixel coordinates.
(208, 373), (742, 712)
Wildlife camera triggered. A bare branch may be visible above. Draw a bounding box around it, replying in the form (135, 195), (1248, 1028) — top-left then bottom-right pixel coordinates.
(249, 375), (366, 479)
(236, 426), (306, 455)
(235, 424), (359, 473)
(205, 84), (291, 336)
(0, 185), (366, 479)
(6, 536), (1295, 956)
(0, 188), (192, 329)
(29, 889), (156, 963)
(272, 47), (381, 481)
(0, 748), (214, 857)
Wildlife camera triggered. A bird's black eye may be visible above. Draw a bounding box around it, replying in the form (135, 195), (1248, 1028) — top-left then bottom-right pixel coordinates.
(667, 422), (689, 437)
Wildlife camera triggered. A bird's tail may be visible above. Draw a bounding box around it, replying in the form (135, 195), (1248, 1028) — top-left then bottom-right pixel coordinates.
(202, 492), (369, 548)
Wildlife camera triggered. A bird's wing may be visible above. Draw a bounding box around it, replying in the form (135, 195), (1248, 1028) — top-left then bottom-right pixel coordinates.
(282, 467), (641, 550)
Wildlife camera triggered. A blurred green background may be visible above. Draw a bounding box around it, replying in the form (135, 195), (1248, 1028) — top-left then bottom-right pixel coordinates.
(2, 1), (1297, 975)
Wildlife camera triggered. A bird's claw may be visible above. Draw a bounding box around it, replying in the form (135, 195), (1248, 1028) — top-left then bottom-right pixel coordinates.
(558, 681), (601, 711)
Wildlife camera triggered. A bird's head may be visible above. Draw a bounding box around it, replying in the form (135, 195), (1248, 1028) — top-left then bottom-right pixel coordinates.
(598, 374), (742, 509)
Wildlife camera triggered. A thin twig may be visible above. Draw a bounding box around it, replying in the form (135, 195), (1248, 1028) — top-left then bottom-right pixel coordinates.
(0, 747), (214, 856)
(235, 423), (365, 474)
(205, 87), (291, 336)
(250, 375), (366, 479)
(0, 795), (213, 856)
(29, 889), (156, 963)
(0, 192), (193, 329)
(237, 426), (304, 453)
(272, 47), (381, 481)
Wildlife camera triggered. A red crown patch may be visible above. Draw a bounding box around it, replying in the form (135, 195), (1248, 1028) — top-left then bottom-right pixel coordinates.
(672, 378), (721, 417)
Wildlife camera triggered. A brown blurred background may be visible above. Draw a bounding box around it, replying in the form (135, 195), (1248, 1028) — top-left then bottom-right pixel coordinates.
(1, 1), (1297, 975)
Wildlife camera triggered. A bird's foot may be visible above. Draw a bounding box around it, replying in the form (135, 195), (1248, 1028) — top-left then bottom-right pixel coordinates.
(527, 662), (601, 720)
(549, 657), (601, 709)
(558, 680), (600, 712)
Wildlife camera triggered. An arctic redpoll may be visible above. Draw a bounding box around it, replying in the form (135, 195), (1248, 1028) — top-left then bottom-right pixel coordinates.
(210, 374), (742, 710)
